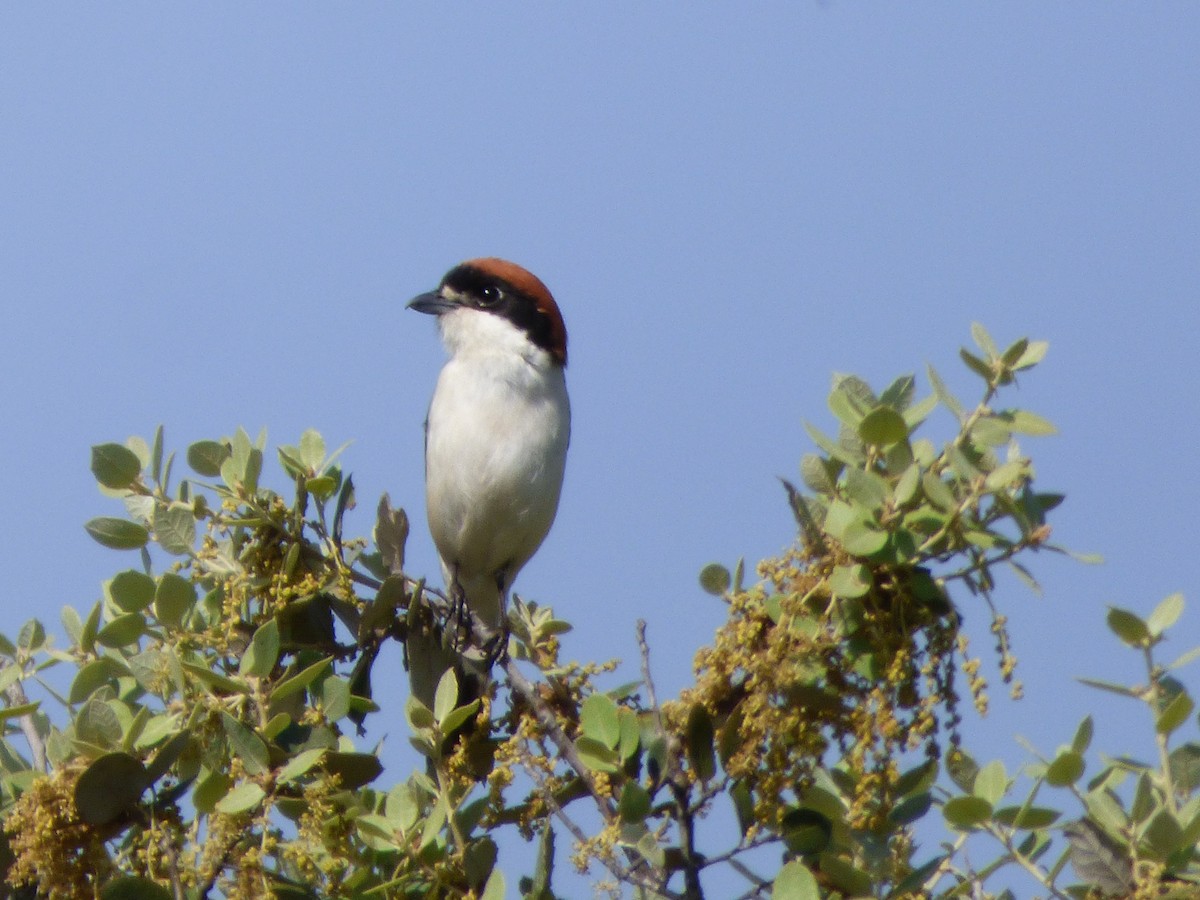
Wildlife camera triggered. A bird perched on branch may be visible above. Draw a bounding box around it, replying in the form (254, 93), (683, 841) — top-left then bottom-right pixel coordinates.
(407, 258), (570, 701)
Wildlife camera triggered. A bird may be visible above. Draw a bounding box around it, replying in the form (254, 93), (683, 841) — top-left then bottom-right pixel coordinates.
(407, 257), (570, 685)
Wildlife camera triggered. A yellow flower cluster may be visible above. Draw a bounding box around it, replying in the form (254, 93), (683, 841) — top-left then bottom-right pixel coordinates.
(4, 764), (112, 899)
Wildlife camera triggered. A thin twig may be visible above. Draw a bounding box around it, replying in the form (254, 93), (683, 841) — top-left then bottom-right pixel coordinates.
(639, 620), (704, 900)
(517, 745), (682, 900)
(503, 658), (612, 820)
(1, 662), (46, 773)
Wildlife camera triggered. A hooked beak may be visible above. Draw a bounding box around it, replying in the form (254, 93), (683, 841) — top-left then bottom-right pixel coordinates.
(407, 290), (458, 316)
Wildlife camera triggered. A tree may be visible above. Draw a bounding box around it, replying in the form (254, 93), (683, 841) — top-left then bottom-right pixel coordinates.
(1, 325), (1197, 899)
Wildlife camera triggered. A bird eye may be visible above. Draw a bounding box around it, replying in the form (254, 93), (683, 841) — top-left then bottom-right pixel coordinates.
(478, 285), (503, 307)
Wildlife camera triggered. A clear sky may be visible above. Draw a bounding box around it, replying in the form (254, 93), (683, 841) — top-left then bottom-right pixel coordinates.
(2, 5), (1198, 895)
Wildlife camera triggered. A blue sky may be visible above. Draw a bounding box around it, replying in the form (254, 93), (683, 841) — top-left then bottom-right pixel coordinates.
(2, 5), (1199, 895)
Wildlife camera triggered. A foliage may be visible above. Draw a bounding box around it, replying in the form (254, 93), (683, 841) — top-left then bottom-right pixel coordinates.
(0, 324), (1197, 898)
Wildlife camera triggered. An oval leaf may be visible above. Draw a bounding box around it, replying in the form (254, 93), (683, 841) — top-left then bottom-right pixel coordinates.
(96, 613), (146, 649)
(85, 517), (149, 550)
(1106, 607), (1150, 647)
(101, 876), (173, 900)
(154, 574), (196, 627)
(75, 752), (149, 825)
(857, 407), (908, 446)
(1046, 749), (1086, 786)
(943, 795), (994, 830)
(772, 860), (820, 900)
(699, 563), (731, 596)
(580, 694), (621, 749)
(215, 782), (266, 815)
(239, 618), (281, 679)
(91, 443), (143, 490)
(110, 570), (156, 613)
(186, 440), (231, 477)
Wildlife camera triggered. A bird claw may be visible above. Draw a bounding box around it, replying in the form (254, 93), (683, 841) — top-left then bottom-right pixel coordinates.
(481, 630), (509, 668)
(447, 582), (472, 652)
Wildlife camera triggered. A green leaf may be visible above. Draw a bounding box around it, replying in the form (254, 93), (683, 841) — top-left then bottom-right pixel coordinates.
(1046, 750), (1086, 786)
(999, 337), (1028, 367)
(109, 570), (156, 613)
(685, 703), (716, 783)
(154, 574), (196, 627)
(479, 869), (505, 900)
(894, 465), (921, 505)
(580, 694), (621, 749)
(926, 363), (964, 421)
(322, 751), (383, 789)
(438, 699), (480, 736)
(575, 736), (619, 773)
(800, 454), (838, 495)
(153, 503), (195, 555)
(888, 792), (933, 825)
(239, 619), (281, 679)
(841, 521), (888, 557)
(921, 472), (958, 512)
(186, 440), (230, 477)
(192, 770), (232, 813)
(0, 701), (39, 722)
(822, 499), (857, 542)
(782, 807), (833, 854)
(181, 661), (248, 695)
(145, 730), (191, 781)
(816, 853), (873, 895)
(305, 475), (337, 498)
(70, 657), (126, 704)
(1107, 607), (1150, 647)
(902, 392), (938, 429)
(1013, 339), (1049, 370)
(879, 374), (916, 410)
(992, 806), (1061, 829)
(1006, 409), (1058, 436)
(215, 782), (266, 814)
(85, 517), (150, 550)
(960, 348), (993, 382)
(829, 564), (871, 599)
(299, 428), (326, 471)
(91, 443), (143, 490)
(1072, 716), (1095, 754)
(1077, 677), (1139, 699)
(1147, 593), (1184, 638)
(17, 618), (45, 652)
(946, 749), (979, 793)
(618, 781), (652, 823)
(76, 697), (122, 746)
(74, 752), (149, 824)
(699, 563), (731, 596)
(1156, 690), (1194, 735)
(828, 384), (868, 428)
(772, 860), (819, 900)
(221, 713), (270, 776)
(842, 467), (888, 510)
(321, 676), (351, 722)
(974, 759), (1007, 804)
(433, 669), (459, 724)
(1144, 808), (1184, 859)
(273, 656), (333, 701)
(970, 322), (998, 357)
(96, 613), (146, 648)
(857, 407), (908, 446)
(942, 795), (994, 830)
(101, 876), (173, 900)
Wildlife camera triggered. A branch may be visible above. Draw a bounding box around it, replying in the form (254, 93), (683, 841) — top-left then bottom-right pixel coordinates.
(639, 620), (704, 900)
(1, 661), (46, 773)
